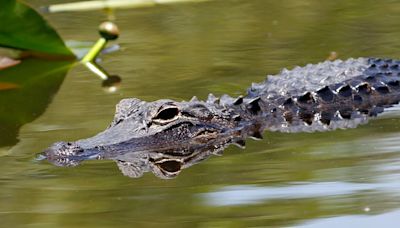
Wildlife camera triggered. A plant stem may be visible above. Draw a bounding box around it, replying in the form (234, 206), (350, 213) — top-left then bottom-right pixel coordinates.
(45, 0), (210, 13)
(80, 38), (107, 63)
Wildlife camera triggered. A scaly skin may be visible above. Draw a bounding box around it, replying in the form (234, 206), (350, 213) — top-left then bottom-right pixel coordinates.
(43, 57), (400, 178)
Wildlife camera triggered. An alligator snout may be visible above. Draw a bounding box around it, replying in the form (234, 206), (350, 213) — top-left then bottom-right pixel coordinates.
(43, 141), (86, 167)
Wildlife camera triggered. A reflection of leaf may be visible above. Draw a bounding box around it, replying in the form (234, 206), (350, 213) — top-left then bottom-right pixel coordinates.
(0, 0), (73, 57)
(0, 82), (19, 91)
(0, 56), (20, 70)
(0, 58), (74, 147)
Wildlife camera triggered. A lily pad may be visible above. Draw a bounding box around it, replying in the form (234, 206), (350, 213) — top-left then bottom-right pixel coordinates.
(0, 0), (73, 57)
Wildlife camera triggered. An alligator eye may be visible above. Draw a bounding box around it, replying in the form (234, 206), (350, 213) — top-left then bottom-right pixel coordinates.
(153, 106), (180, 124)
(156, 160), (182, 173)
(153, 159), (183, 178)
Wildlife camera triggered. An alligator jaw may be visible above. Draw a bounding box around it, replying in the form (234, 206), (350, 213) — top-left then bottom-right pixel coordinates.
(44, 124), (244, 168)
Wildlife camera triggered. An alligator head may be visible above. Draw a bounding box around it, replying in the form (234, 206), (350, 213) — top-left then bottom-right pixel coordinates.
(44, 96), (247, 173)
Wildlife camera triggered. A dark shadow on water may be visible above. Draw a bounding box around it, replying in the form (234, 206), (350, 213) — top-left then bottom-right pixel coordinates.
(0, 58), (73, 148)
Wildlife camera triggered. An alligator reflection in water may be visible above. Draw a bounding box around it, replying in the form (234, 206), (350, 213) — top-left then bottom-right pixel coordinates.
(106, 142), (231, 179)
(43, 57), (400, 179)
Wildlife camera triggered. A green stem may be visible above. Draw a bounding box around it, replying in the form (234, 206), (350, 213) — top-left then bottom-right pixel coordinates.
(84, 61), (109, 80)
(81, 38), (107, 63)
(45, 0), (210, 13)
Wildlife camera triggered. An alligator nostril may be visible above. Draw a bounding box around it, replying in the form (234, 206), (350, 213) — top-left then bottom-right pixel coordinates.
(46, 141), (84, 157)
(43, 142), (85, 167)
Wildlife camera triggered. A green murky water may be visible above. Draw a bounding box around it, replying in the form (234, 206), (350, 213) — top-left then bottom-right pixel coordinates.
(2, 0), (400, 227)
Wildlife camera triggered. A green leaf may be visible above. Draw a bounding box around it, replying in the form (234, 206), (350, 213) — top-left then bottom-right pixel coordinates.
(0, 58), (74, 147)
(0, 0), (74, 56)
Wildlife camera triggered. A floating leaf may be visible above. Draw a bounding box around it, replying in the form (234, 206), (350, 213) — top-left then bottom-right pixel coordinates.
(0, 0), (73, 57)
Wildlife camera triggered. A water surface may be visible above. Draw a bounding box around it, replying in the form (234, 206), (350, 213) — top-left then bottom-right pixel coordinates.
(2, 0), (400, 227)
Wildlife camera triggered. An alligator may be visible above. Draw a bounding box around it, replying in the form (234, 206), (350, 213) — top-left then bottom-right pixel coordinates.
(43, 57), (400, 179)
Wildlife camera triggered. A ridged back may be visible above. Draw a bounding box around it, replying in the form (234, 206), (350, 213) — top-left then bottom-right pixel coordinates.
(248, 58), (400, 132)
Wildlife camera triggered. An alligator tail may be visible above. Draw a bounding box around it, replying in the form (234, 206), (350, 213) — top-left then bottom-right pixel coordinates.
(252, 58), (400, 133)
